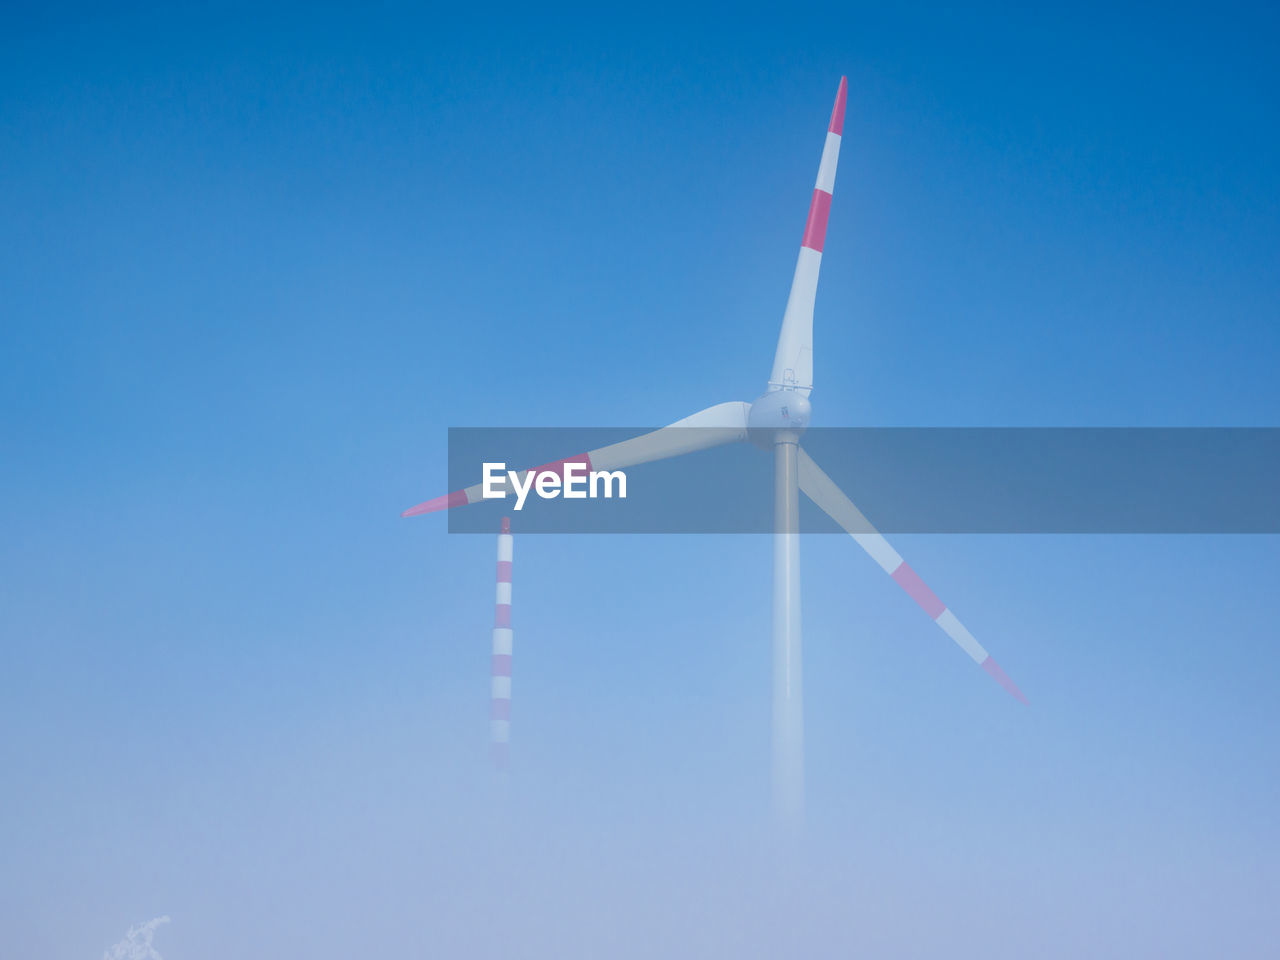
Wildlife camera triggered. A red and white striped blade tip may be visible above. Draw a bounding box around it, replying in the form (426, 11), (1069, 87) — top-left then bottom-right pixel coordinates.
(981, 656), (1029, 705)
(400, 490), (467, 517)
(830, 75), (847, 135)
(401, 453), (594, 517)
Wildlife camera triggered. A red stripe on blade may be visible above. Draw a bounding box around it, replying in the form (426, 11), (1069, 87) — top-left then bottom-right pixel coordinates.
(981, 655), (1029, 704)
(491, 654), (512, 676)
(494, 603), (511, 628)
(801, 189), (832, 252)
(401, 489), (468, 517)
(829, 76), (848, 135)
(496, 560), (513, 583)
(891, 562), (946, 619)
(490, 698), (511, 720)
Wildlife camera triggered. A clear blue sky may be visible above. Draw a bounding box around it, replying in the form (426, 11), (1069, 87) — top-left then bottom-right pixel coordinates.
(2, 3), (1277, 957)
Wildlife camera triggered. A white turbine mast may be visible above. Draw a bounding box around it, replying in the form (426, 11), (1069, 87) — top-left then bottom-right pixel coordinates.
(490, 516), (513, 767)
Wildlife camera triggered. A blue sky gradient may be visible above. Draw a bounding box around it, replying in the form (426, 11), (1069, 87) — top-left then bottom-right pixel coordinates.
(2, 3), (1278, 956)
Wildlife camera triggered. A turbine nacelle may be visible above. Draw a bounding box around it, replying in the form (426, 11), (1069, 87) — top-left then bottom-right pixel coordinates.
(748, 388), (811, 447)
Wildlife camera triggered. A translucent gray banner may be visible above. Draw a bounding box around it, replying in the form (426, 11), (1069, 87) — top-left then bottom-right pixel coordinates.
(441, 428), (1280, 534)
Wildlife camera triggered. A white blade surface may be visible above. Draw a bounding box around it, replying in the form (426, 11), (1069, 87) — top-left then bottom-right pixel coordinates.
(797, 447), (1028, 703)
(768, 76), (847, 396)
(402, 401), (751, 516)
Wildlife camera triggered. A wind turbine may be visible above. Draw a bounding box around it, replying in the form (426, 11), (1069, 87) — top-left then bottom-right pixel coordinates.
(403, 77), (1026, 824)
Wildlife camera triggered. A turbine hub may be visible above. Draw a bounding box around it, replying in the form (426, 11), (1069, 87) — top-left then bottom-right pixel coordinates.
(748, 389), (811, 446)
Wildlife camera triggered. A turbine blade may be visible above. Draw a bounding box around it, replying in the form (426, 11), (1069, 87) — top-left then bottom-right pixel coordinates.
(401, 401), (751, 517)
(768, 76), (847, 396)
(797, 447), (1028, 703)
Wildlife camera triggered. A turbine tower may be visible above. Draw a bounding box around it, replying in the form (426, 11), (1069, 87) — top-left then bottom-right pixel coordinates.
(490, 517), (513, 768)
(403, 77), (1025, 824)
